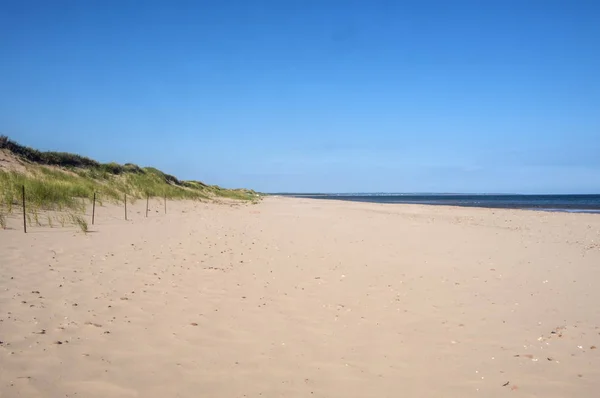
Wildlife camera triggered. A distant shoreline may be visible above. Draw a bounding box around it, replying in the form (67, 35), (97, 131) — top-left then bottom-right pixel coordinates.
(276, 193), (600, 213)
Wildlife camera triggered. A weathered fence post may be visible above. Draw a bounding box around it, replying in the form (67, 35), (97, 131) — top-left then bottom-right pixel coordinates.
(22, 185), (26, 233)
(164, 194), (167, 214)
(146, 194), (149, 218)
(124, 194), (127, 221)
(92, 192), (96, 225)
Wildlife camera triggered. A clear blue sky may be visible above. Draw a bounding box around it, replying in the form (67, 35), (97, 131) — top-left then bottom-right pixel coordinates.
(1, 0), (599, 193)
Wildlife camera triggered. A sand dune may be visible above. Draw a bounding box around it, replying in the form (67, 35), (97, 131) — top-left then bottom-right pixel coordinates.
(1, 197), (599, 397)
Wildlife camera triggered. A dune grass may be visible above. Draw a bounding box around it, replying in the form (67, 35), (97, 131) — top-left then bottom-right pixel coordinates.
(69, 213), (88, 233)
(0, 168), (88, 212)
(0, 136), (260, 229)
(0, 166), (240, 213)
(208, 185), (260, 201)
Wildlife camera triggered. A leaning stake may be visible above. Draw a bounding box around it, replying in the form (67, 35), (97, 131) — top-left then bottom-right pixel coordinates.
(92, 192), (96, 225)
(22, 185), (26, 233)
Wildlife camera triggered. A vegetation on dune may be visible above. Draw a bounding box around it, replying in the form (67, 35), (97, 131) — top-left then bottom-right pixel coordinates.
(207, 186), (260, 201)
(0, 166), (117, 211)
(0, 135), (261, 230)
(0, 135), (99, 168)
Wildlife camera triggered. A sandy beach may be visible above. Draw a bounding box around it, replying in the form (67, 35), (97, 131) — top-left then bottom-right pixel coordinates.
(1, 196), (599, 397)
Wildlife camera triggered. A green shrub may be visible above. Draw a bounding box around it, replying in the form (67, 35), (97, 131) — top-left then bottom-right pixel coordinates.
(123, 163), (145, 174)
(101, 162), (124, 175)
(1, 135), (99, 168)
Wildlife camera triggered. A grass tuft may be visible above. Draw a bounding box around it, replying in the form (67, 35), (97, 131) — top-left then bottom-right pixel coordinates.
(70, 213), (88, 233)
(33, 209), (41, 226)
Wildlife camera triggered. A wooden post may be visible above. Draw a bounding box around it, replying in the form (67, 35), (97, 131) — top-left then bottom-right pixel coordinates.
(146, 194), (149, 218)
(22, 185), (26, 233)
(164, 194), (167, 214)
(124, 194), (127, 221)
(92, 192), (96, 225)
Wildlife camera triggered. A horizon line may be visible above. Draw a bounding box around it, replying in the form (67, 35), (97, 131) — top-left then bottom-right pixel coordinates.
(268, 192), (600, 196)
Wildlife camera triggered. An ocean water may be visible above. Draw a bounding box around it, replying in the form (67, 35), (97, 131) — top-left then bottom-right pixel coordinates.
(283, 194), (600, 213)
